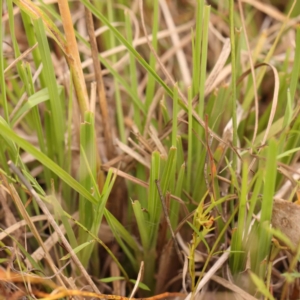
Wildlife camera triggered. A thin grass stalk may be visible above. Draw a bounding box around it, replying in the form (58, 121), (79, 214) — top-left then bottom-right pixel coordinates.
(147, 151), (161, 247)
(172, 85), (178, 147)
(50, 194), (78, 249)
(132, 199), (149, 251)
(63, 80), (74, 210)
(125, 10), (142, 132)
(33, 18), (65, 168)
(144, 151), (161, 291)
(145, 0), (159, 112)
(255, 139), (277, 278)
(193, 5), (210, 201)
(78, 111), (97, 265)
(230, 161), (248, 274)
(229, 0), (238, 173)
(175, 135), (184, 174)
(88, 170), (116, 266)
(197, 5), (210, 123)
(281, 26), (300, 167)
(290, 26), (300, 100)
(160, 96), (170, 124)
(20, 11), (47, 97)
(107, 1), (125, 144)
(85, 2), (114, 161)
(192, 0), (204, 97)
(7, 0), (28, 90)
(245, 172), (262, 235)
(187, 87), (193, 193)
(24, 63), (51, 188)
(0, 1), (9, 123)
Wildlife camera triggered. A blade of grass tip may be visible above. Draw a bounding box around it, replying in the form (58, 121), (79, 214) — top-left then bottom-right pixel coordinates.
(8, 161), (101, 294)
(11, 85), (63, 127)
(147, 151), (161, 244)
(256, 139), (277, 278)
(93, 169), (114, 228)
(125, 8), (142, 132)
(230, 160), (248, 274)
(176, 135), (184, 172)
(132, 199), (150, 251)
(145, 0), (159, 112)
(160, 147), (177, 196)
(160, 96), (170, 125)
(0, 0), (9, 122)
(20, 11), (45, 87)
(33, 18), (65, 167)
(57, 0), (89, 116)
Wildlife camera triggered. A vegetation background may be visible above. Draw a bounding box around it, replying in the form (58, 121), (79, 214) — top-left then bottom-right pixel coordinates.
(1, 0), (300, 299)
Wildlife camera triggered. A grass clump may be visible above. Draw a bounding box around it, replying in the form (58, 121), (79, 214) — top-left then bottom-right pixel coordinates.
(1, 0), (300, 299)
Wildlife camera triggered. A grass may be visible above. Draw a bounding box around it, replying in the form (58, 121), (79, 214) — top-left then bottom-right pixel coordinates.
(1, 0), (300, 299)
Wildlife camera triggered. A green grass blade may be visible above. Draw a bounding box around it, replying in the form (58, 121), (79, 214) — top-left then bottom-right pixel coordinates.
(132, 199), (149, 250)
(230, 160), (248, 274)
(33, 18), (65, 167)
(255, 139), (278, 278)
(145, 0), (159, 111)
